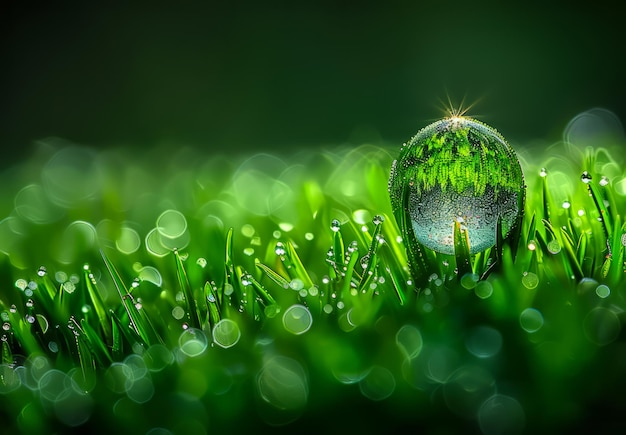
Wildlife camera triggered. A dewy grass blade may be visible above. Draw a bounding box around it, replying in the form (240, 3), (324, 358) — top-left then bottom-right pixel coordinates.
(1, 335), (12, 365)
(255, 260), (290, 289)
(587, 181), (613, 240)
(173, 249), (200, 329)
(83, 265), (112, 345)
(204, 281), (221, 327)
(80, 318), (112, 366)
(453, 220), (472, 277)
(100, 250), (155, 346)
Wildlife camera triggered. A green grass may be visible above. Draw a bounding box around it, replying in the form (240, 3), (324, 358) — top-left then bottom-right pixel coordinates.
(1, 121), (625, 434)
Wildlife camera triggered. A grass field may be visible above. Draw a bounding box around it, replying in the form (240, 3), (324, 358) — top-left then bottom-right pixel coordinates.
(1, 109), (625, 434)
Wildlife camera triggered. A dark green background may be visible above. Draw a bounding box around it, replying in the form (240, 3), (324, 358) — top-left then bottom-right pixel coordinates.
(1, 0), (624, 166)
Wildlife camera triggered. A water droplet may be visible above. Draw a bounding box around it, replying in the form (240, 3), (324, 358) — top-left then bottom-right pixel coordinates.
(539, 167), (547, 177)
(9, 305), (17, 313)
(14, 279), (27, 291)
(25, 299), (34, 308)
(304, 232), (314, 241)
(37, 266), (47, 277)
(171, 306), (185, 320)
(562, 200), (571, 209)
(547, 239), (561, 254)
(196, 257), (207, 268)
(2, 322), (10, 331)
(599, 176), (609, 186)
(241, 273), (253, 286)
(62, 281), (76, 294)
(275, 242), (286, 256)
(372, 215), (385, 225)
(330, 219), (341, 232)
(360, 254), (370, 270)
(224, 283), (234, 296)
(207, 293), (216, 303)
(621, 233), (626, 247)
(389, 117), (524, 255)
(289, 278), (304, 291)
(521, 272), (539, 289)
(581, 171), (592, 183)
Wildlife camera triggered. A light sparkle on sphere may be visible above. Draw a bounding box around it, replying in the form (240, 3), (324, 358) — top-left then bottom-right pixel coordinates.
(388, 117), (525, 256)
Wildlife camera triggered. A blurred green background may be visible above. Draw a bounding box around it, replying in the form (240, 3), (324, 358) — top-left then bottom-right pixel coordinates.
(1, 0), (624, 168)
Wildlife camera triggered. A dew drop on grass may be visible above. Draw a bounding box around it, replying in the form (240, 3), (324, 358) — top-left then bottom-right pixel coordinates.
(212, 319), (241, 349)
(37, 266), (47, 277)
(275, 242), (286, 256)
(282, 305), (313, 335)
(519, 308), (544, 333)
(224, 283), (234, 296)
(62, 281), (76, 294)
(581, 171), (592, 183)
(14, 279), (27, 291)
(2, 323), (10, 331)
(521, 272), (539, 289)
(330, 219), (341, 232)
(304, 232), (314, 241)
(9, 305), (17, 313)
(389, 117), (524, 255)
(621, 233), (626, 247)
(547, 239), (561, 254)
(600, 176), (609, 186)
(539, 168), (547, 177)
(289, 278), (304, 291)
(372, 214), (385, 225)
(196, 257), (207, 268)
